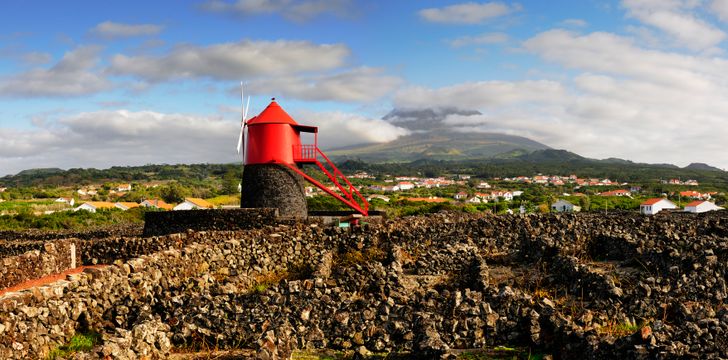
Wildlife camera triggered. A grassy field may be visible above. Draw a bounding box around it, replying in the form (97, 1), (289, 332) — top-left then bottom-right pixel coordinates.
(0, 199), (70, 215)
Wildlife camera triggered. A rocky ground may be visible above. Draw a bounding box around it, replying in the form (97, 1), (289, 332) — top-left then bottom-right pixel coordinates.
(178, 212), (728, 359)
(3, 211), (728, 359)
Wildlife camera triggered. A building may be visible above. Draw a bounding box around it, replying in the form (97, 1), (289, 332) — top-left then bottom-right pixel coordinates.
(55, 197), (75, 206)
(684, 200), (723, 213)
(454, 191), (468, 200)
(476, 182), (491, 189)
(173, 198), (215, 210)
(490, 191), (513, 201)
(115, 202), (140, 210)
(117, 184), (132, 192)
(77, 188), (98, 196)
(367, 194), (390, 202)
(679, 190), (708, 199)
(397, 182), (415, 190)
(551, 200), (580, 212)
(640, 198), (677, 215)
(75, 202), (116, 213)
(466, 197), (482, 204)
(140, 199), (174, 211)
(599, 189), (631, 197)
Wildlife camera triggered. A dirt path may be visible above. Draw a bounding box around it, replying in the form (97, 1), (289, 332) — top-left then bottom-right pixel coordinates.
(0, 265), (106, 297)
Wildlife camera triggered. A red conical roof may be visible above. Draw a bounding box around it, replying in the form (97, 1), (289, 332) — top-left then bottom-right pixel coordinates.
(246, 99), (298, 125)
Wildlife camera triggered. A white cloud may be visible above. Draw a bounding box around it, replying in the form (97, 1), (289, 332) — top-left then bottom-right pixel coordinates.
(419, 2), (520, 24)
(91, 21), (164, 39)
(523, 29), (728, 91)
(711, 0), (728, 22)
(621, 0), (725, 50)
(109, 40), (350, 82)
(250, 67), (403, 102)
(295, 110), (410, 149)
(0, 46), (110, 97)
(0, 110), (239, 175)
(394, 80), (566, 109)
(201, 0), (353, 21)
(448, 32), (508, 47)
(0, 107), (410, 175)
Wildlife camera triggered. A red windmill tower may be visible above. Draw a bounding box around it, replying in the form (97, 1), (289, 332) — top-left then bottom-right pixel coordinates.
(239, 97), (368, 217)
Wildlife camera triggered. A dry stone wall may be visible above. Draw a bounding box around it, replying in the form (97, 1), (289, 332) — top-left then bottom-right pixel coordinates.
(142, 208), (280, 237)
(0, 224), (332, 359)
(1, 211), (727, 359)
(0, 240), (75, 290)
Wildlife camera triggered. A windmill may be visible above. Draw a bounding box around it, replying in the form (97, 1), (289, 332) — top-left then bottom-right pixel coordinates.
(239, 96), (369, 218)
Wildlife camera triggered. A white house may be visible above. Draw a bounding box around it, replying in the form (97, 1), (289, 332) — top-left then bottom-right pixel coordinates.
(466, 197), (482, 204)
(397, 182), (415, 190)
(55, 197), (75, 206)
(551, 200), (580, 212)
(140, 199), (174, 210)
(477, 182), (491, 189)
(640, 198), (677, 215)
(173, 198), (214, 211)
(117, 183), (132, 192)
(491, 191), (514, 202)
(75, 202), (116, 213)
(367, 194), (391, 202)
(114, 202), (140, 211)
(454, 191), (468, 200)
(684, 200), (723, 213)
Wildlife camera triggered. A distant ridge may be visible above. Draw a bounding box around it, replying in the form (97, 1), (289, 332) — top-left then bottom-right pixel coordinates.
(516, 149), (584, 162)
(684, 162), (724, 172)
(14, 168), (64, 176)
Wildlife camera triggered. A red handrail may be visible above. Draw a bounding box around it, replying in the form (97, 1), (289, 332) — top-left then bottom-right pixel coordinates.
(288, 144), (369, 216)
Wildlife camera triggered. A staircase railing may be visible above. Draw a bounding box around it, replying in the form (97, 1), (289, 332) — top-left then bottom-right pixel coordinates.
(287, 144), (369, 216)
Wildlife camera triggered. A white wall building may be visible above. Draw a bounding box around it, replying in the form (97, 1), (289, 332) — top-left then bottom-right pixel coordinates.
(397, 182), (415, 190)
(684, 200), (723, 213)
(640, 198), (677, 215)
(551, 200), (580, 212)
(75, 202), (116, 213)
(173, 198), (214, 211)
(55, 197), (75, 206)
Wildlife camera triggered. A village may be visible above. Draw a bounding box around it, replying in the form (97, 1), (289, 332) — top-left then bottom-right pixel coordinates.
(1, 169), (720, 224)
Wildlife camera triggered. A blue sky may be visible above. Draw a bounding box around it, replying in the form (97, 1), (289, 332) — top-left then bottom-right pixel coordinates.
(1, 0), (728, 175)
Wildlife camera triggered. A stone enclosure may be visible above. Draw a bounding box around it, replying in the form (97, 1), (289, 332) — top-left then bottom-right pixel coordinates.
(0, 211), (727, 359)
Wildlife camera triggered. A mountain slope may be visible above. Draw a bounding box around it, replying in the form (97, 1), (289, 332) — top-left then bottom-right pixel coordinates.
(684, 162), (724, 172)
(327, 108), (550, 162)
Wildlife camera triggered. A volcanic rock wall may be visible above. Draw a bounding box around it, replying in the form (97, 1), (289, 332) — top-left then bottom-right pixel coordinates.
(1, 211), (727, 359)
(143, 208), (281, 237)
(0, 240), (75, 290)
(0, 224), (330, 359)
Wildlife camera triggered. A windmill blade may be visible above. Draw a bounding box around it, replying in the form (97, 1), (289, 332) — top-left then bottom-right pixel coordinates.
(237, 81), (250, 154)
(236, 121), (244, 154)
(243, 95), (251, 121)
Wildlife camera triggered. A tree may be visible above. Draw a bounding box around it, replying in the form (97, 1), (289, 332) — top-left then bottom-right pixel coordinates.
(159, 182), (188, 204)
(222, 169), (241, 195)
(579, 196), (591, 211)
